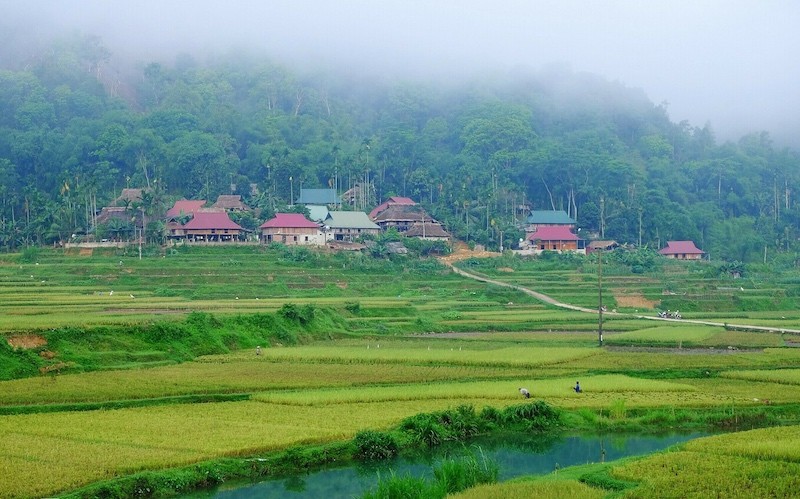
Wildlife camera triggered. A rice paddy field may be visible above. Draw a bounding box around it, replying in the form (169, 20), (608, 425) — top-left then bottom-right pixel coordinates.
(2, 246), (800, 498)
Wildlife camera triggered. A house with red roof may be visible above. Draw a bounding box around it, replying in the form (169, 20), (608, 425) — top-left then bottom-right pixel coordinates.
(659, 241), (704, 260)
(180, 212), (244, 242)
(165, 200), (208, 239)
(521, 225), (585, 254)
(166, 200), (206, 219)
(260, 213), (323, 246)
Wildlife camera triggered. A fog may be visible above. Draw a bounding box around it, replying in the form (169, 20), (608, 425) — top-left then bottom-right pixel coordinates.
(3, 0), (799, 146)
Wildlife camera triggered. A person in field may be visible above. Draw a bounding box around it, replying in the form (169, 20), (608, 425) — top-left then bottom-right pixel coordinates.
(256, 346), (262, 356)
(574, 381), (582, 393)
(519, 387), (530, 398)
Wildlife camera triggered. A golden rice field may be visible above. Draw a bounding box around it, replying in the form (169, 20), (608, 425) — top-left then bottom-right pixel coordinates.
(4, 250), (800, 497)
(252, 375), (698, 407)
(609, 426), (800, 498)
(452, 479), (605, 499)
(719, 368), (800, 385)
(0, 360), (531, 406)
(607, 325), (721, 344)
(4, 338), (800, 498)
(252, 344), (601, 367)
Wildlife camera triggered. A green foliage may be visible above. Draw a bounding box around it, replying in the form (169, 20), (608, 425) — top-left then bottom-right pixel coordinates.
(432, 451), (499, 495)
(278, 303), (316, 325)
(401, 406), (483, 448)
(0, 340), (41, 380)
(352, 430), (399, 461)
(579, 466), (637, 491)
(363, 451), (499, 499)
(501, 401), (563, 430)
(18, 247), (40, 263)
(363, 472), (443, 499)
(609, 247), (661, 273)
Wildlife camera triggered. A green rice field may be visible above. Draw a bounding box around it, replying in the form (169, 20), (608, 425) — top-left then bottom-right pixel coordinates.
(2, 247), (800, 498)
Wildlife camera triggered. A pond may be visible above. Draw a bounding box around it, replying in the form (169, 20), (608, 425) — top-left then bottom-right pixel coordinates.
(188, 431), (705, 498)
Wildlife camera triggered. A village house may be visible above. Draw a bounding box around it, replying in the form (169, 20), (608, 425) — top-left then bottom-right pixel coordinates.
(369, 196), (417, 219)
(404, 220), (451, 242)
(165, 200), (209, 239)
(587, 240), (620, 253)
(180, 211), (244, 243)
(212, 195), (249, 212)
(659, 240), (704, 260)
(371, 204), (433, 232)
(260, 213), (324, 246)
(295, 188), (340, 207)
(525, 210), (577, 232)
(93, 188), (149, 238)
(519, 225), (585, 254)
(323, 211), (380, 242)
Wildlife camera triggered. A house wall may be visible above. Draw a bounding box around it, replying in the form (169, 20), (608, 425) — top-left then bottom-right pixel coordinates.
(184, 229), (241, 242)
(665, 253), (702, 260)
(328, 227), (381, 242)
(534, 240), (578, 251)
(261, 227), (324, 245)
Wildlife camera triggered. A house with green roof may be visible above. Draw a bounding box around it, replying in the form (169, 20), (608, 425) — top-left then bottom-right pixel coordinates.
(525, 210), (577, 232)
(296, 188), (340, 206)
(323, 211), (380, 242)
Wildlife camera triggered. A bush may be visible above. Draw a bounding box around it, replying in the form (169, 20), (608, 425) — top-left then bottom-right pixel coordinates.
(353, 430), (399, 461)
(501, 401), (562, 430)
(18, 247), (40, 263)
(278, 303), (316, 325)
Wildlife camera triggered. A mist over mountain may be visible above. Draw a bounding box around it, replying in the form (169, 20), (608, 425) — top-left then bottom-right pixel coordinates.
(0, 1), (799, 263)
(2, 0), (798, 147)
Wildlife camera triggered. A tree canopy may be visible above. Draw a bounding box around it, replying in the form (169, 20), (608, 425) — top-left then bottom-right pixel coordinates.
(0, 33), (798, 263)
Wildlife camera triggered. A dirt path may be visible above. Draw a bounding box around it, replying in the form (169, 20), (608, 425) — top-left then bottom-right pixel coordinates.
(443, 259), (800, 336)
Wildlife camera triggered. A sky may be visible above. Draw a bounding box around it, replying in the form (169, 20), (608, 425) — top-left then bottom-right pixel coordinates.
(3, 0), (799, 146)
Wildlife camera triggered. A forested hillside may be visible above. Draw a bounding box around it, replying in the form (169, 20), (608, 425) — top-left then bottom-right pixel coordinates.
(1, 33), (798, 262)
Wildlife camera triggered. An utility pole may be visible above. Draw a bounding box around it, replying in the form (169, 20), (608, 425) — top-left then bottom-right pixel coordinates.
(598, 250), (604, 346)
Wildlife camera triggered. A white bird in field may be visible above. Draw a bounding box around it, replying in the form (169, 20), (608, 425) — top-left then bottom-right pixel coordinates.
(235, 296), (239, 300)
(519, 387), (531, 399)
(129, 294), (135, 299)
(109, 290), (113, 296)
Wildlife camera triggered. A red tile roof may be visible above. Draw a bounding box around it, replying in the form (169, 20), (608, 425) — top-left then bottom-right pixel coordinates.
(369, 196), (417, 219)
(260, 213), (319, 229)
(166, 200), (206, 218)
(182, 211), (242, 230)
(659, 241), (704, 255)
(526, 225), (579, 241)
